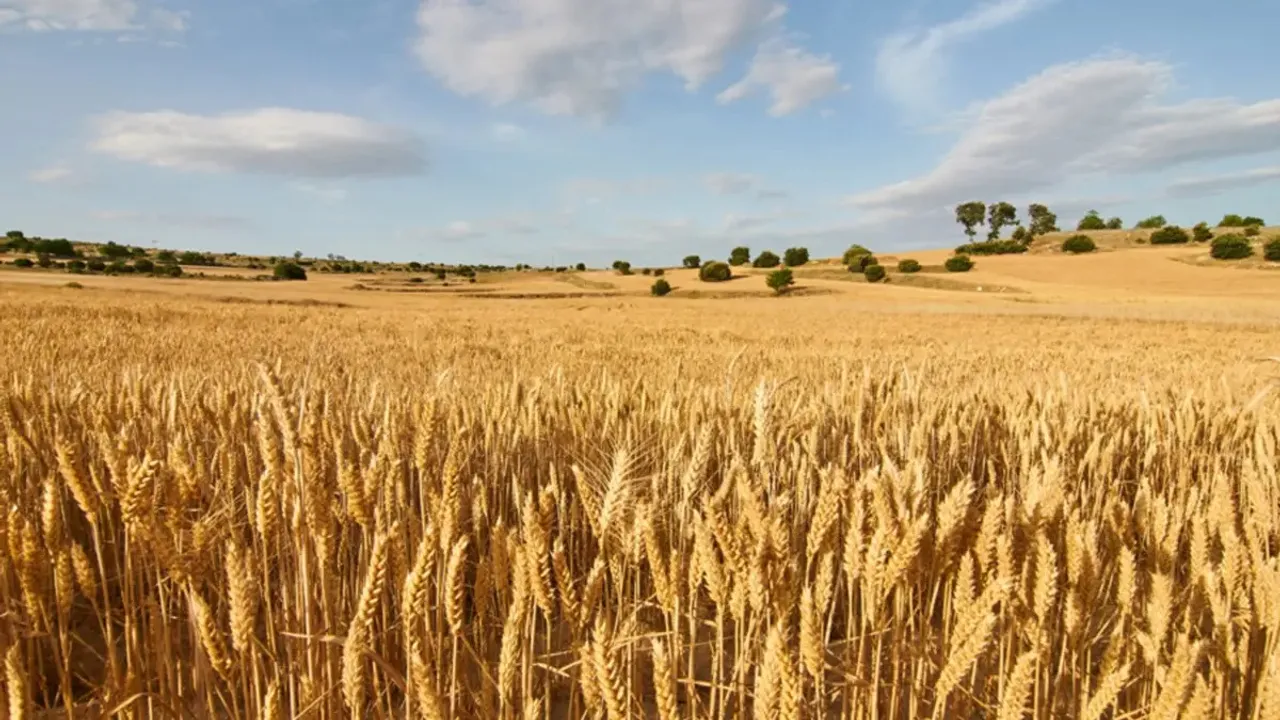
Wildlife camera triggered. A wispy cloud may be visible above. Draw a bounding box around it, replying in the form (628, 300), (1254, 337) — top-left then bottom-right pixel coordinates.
(876, 0), (1053, 113)
(1165, 165), (1280, 198)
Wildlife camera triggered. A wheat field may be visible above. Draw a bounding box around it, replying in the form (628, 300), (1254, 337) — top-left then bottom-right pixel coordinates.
(1, 284), (1279, 719)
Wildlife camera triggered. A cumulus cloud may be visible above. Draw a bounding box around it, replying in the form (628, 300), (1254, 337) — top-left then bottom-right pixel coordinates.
(716, 37), (844, 115)
(849, 57), (1280, 214)
(414, 0), (838, 118)
(1165, 165), (1280, 198)
(877, 0), (1051, 113)
(90, 108), (427, 178)
(0, 0), (185, 32)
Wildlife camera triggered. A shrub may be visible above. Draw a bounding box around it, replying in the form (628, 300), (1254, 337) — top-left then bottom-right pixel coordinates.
(783, 247), (809, 266)
(1192, 223), (1213, 242)
(575, 263), (586, 271)
(273, 262), (308, 281)
(33, 238), (77, 257)
(1077, 211), (1106, 231)
(1210, 234), (1253, 260)
(1136, 215), (1167, 229)
(613, 261), (632, 275)
(156, 250), (176, 262)
(841, 244), (872, 265)
(1061, 235), (1097, 254)
(729, 246), (750, 266)
(1244, 225), (1260, 238)
(1149, 226), (1190, 245)
(846, 254), (879, 274)
(864, 264), (886, 283)
(64, 281), (83, 289)
(37, 254), (53, 268)
(1106, 217), (1124, 230)
(752, 251), (780, 268)
(67, 259), (87, 273)
(409, 277), (424, 284)
(1243, 216), (1265, 227)
(954, 240), (1027, 255)
(897, 259), (922, 273)
(650, 278), (672, 296)
(87, 259), (106, 272)
(134, 258), (155, 274)
(641, 267), (652, 275)
(13, 257), (33, 268)
(766, 267), (794, 294)
(100, 241), (133, 258)
(106, 260), (134, 274)
(945, 255), (974, 272)
(699, 261), (732, 282)
(1264, 239), (1280, 262)
(682, 255), (701, 269)
(653, 268), (665, 277)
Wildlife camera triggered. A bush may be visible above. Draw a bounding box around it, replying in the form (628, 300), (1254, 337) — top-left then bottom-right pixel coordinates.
(1106, 217), (1124, 230)
(783, 247), (809, 267)
(160, 264), (183, 278)
(954, 240), (1027, 255)
(1136, 215), (1167, 229)
(848, 254), (878, 273)
(1192, 222), (1213, 242)
(612, 261), (632, 275)
(134, 258), (155, 274)
(273, 262), (308, 280)
(64, 281), (83, 289)
(699, 261), (732, 282)
(641, 267), (652, 275)
(650, 278), (672, 296)
(1265, 239), (1280, 262)
(653, 268), (665, 277)
(1244, 225), (1261, 237)
(729, 246), (750, 266)
(13, 257), (33, 268)
(897, 259), (921, 273)
(945, 255), (974, 272)
(1077, 211), (1106, 231)
(766, 267), (794, 294)
(156, 250), (176, 262)
(682, 255), (701, 269)
(864, 264), (886, 283)
(67, 259), (87, 273)
(1061, 235), (1097, 254)
(105, 260), (134, 274)
(575, 263), (586, 272)
(33, 238), (77, 257)
(841, 244), (872, 265)
(1149, 226), (1190, 245)
(1210, 234), (1253, 260)
(1244, 216), (1265, 227)
(87, 259), (106, 272)
(752, 251), (780, 269)
(37, 254), (53, 268)
(100, 241), (133, 258)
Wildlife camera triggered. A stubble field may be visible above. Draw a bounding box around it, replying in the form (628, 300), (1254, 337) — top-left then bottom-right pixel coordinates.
(1, 245), (1279, 719)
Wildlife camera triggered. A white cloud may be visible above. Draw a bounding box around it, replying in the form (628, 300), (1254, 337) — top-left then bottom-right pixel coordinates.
(716, 37), (844, 115)
(90, 108), (427, 178)
(704, 172), (759, 195)
(722, 213), (777, 233)
(29, 164), (76, 184)
(443, 221), (483, 241)
(414, 0), (837, 118)
(490, 123), (527, 142)
(876, 0), (1052, 112)
(849, 57), (1280, 214)
(0, 0), (185, 32)
(1166, 165), (1280, 198)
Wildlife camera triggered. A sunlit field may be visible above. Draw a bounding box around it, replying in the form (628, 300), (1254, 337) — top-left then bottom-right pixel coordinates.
(1, 270), (1278, 718)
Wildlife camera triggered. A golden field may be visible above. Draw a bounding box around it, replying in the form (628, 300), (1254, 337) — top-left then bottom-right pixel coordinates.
(1, 240), (1280, 719)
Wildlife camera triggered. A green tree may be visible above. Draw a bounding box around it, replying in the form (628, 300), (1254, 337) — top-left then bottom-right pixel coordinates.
(575, 262), (586, 271)
(783, 247), (809, 266)
(1011, 226), (1029, 243)
(1218, 214), (1245, 227)
(1077, 210), (1107, 231)
(5, 230), (24, 240)
(987, 202), (1018, 240)
(1028, 204), (1058, 236)
(273, 261), (308, 280)
(752, 250), (781, 268)
(683, 255), (701, 269)
(1106, 217), (1124, 230)
(699, 261), (732, 282)
(1210, 234), (1253, 260)
(101, 241), (133, 258)
(1149, 226), (1189, 244)
(650, 278), (672, 296)
(729, 246), (751, 266)
(863, 264), (886, 283)
(1243, 216), (1265, 227)
(1192, 223), (1214, 242)
(897, 259), (922, 273)
(1136, 215), (1167, 229)
(1061, 235), (1097, 254)
(945, 255), (974, 272)
(134, 258), (155, 273)
(841, 245), (872, 265)
(765, 267), (794, 294)
(955, 201), (986, 240)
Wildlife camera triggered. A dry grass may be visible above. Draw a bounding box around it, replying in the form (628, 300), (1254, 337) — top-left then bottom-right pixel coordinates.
(0, 278), (1278, 719)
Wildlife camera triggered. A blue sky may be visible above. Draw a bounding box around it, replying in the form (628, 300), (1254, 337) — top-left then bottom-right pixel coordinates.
(3, 0), (1279, 266)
